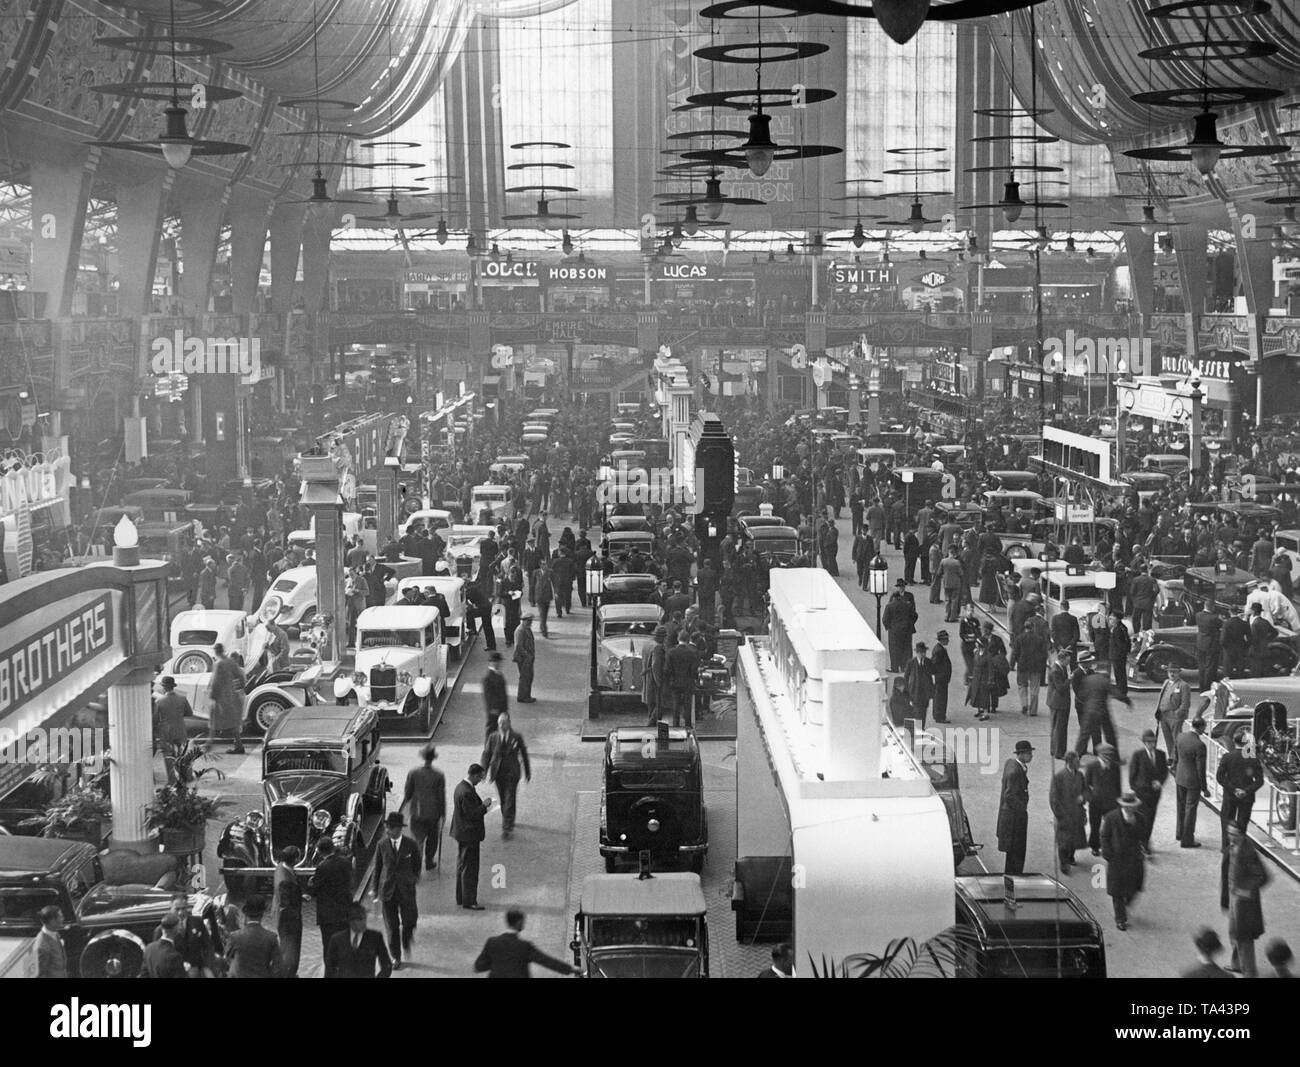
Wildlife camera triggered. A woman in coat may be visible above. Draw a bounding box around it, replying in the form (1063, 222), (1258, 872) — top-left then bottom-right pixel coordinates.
(1049, 752), (1089, 873)
(967, 640), (996, 720)
(1227, 823), (1270, 976)
(978, 549), (1008, 609)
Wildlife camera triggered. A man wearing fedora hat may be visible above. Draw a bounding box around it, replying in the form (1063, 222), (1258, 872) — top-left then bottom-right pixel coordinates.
(997, 741), (1034, 875)
(1181, 927), (1232, 978)
(1129, 728), (1169, 856)
(1100, 792), (1146, 931)
(514, 614), (536, 703)
(153, 675), (191, 784)
(930, 632), (953, 724)
(372, 811), (421, 969)
(483, 651), (509, 735)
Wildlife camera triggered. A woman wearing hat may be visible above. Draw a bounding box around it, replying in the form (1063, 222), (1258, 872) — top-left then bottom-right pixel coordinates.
(1100, 792), (1146, 931)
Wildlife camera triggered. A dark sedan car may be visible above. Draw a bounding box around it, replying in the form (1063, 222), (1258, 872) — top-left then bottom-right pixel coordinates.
(0, 837), (223, 977)
(217, 704), (390, 896)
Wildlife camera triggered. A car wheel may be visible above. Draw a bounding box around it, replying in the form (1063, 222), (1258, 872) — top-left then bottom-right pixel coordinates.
(1144, 650), (1172, 683)
(419, 695), (432, 733)
(250, 695), (291, 735)
(299, 606), (316, 627)
(173, 650), (212, 674)
(604, 854), (617, 874)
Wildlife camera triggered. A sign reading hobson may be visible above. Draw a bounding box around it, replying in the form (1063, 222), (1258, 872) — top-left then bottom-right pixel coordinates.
(0, 592), (117, 726)
(542, 264), (609, 285)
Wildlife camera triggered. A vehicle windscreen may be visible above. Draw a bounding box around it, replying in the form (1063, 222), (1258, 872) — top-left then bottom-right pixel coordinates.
(588, 917), (701, 950)
(754, 537), (798, 556)
(448, 536), (483, 553)
(272, 579), (297, 593)
(359, 629), (422, 649)
(603, 620), (658, 638)
(614, 770), (687, 790)
(177, 630), (218, 645)
(264, 748), (347, 775)
(1049, 584), (1100, 602)
(0, 888), (60, 923)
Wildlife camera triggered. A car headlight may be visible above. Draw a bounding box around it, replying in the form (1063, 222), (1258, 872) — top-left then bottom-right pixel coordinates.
(311, 809), (332, 832)
(264, 594), (284, 616)
(647, 818), (661, 833)
(333, 677), (353, 700)
(398, 670), (413, 685)
(412, 675), (432, 698)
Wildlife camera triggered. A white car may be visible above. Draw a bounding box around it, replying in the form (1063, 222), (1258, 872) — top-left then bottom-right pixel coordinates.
(163, 609), (270, 718)
(258, 565), (318, 629)
(287, 511), (371, 556)
(445, 524), (497, 578)
(394, 575), (470, 659)
(470, 484), (513, 524)
(398, 508), (452, 541)
(342, 605), (449, 731)
(242, 663), (333, 735)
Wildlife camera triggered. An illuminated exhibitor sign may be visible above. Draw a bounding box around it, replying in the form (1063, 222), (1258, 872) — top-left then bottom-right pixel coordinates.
(0, 593), (115, 721)
(543, 264), (608, 284)
(657, 263), (714, 280)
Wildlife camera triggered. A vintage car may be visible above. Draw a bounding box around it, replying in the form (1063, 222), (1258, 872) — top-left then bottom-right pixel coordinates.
(745, 525), (804, 567)
(571, 872), (709, 978)
(953, 874), (1106, 977)
(981, 489), (1047, 517)
(1133, 623), (1298, 684)
(1119, 471), (1171, 504)
(258, 565), (319, 630)
(609, 432), (635, 446)
(162, 610), (273, 719)
(610, 420), (636, 436)
(1176, 565), (1261, 622)
(736, 513), (785, 532)
(600, 725), (708, 874)
(594, 604), (663, 710)
(933, 500), (983, 530)
(603, 513), (654, 535)
(398, 507), (453, 540)
(242, 663), (335, 735)
(394, 574), (470, 659)
(731, 486), (764, 517)
(341, 605), (447, 731)
(602, 529), (656, 561)
(1141, 453), (1191, 476)
(601, 574), (661, 605)
(987, 470), (1040, 492)
(445, 524), (497, 578)
(218, 704), (389, 897)
(913, 730), (982, 869)
(0, 837), (223, 977)
(856, 447), (898, 473)
(470, 484), (514, 525)
(1043, 569), (1112, 645)
(287, 511), (369, 556)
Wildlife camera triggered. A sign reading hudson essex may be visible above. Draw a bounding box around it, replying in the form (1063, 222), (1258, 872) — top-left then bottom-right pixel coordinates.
(0, 592), (118, 727)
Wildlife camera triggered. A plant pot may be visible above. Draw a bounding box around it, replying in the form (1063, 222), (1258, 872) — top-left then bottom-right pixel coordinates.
(160, 826), (206, 855)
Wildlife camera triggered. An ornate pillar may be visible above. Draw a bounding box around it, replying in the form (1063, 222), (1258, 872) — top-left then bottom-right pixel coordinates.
(301, 455), (346, 665)
(107, 667), (156, 849)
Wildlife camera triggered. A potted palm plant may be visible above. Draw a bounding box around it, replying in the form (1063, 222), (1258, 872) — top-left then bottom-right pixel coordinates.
(144, 774), (226, 855)
(21, 784), (112, 846)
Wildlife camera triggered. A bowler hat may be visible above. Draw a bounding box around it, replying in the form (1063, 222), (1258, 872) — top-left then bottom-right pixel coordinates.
(1014, 740), (1034, 755)
(160, 676), (176, 690)
(1141, 728), (1157, 742)
(489, 651), (503, 662)
(1118, 791), (1142, 809)
(421, 743), (438, 761)
(159, 912), (180, 931)
(520, 613), (533, 622)
(936, 630), (949, 641)
(385, 812), (406, 828)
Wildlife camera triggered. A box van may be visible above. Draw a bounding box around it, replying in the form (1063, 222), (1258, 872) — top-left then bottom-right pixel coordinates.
(857, 447), (896, 472)
(470, 484), (513, 525)
(121, 488), (193, 523)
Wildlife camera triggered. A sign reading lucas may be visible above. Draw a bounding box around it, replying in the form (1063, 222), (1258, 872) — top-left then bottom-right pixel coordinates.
(1041, 330), (1153, 376)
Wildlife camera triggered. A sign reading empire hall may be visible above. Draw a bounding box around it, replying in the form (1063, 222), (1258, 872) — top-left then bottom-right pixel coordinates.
(0, 593), (115, 719)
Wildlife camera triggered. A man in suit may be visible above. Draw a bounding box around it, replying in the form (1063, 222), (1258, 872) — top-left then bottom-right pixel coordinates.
(1221, 611), (1250, 677)
(1128, 728), (1168, 854)
(474, 908), (576, 978)
(325, 903), (392, 978)
(451, 763), (492, 910)
(482, 652), (509, 734)
(482, 712), (531, 838)
(1175, 717), (1210, 848)
(372, 811), (421, 969)
(153, 676), (191, 784)
(1085, 743), (1122, 855)
(1100, 793), (1146, 931)
(664, 632), (701, 729)
(1181, 927), (1232, 978)
(937, 548), (966, 622)
(1009, 620), (1048, 718)
(929, 631), (953, 724)
(1049, 605), (1081, 667)
(1217, 727), (1264, 842)
(272, 846), (303, 978)
(514, 614), (537, 702)
(404, 743), (447, 870)
(1194, 601), (1223, 692)
(35, 905), (66, 978)
(155, 892), (213, 976)
(997, 741), (1033, 875)
(1156, 674), (1192, 770)
(1129, 566), (1157, 633)
(1247, 602), (1278, 676)
(902, 641), (934, 728)
(307, 837), (353, 953)
(141, 913), (188, 978)
(755, 942), (795, 978)
(226, 895), (282, 978)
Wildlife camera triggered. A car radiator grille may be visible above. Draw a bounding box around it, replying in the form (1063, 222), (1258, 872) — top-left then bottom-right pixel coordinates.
(370, 666), (398, 704)
(270, 804), (309, 859)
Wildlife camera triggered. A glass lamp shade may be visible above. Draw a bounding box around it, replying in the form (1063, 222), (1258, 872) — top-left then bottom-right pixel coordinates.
(703, 177), (725, 220)
(1187, 111), (1224, 177)
(114, 515), (139, 549)
(742, 111), (777, 178)
(868, 556), (889, 595)
(585, 558), (605, 596)
(999, 179), (1023, 224)
(435, 219), (448, 245)
(160, 105), (193, 169)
